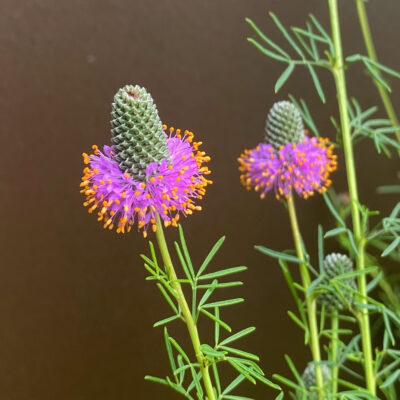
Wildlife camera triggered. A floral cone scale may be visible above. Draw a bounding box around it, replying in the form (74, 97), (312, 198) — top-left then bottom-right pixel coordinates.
(318, 253), (356, 310)
(80, 85), (211, 236)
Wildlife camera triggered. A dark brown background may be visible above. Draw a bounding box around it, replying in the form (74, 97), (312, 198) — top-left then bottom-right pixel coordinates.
(1, 0), (399, 399)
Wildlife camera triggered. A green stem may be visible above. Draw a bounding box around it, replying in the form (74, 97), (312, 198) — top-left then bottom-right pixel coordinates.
(327, 0), (376, 394)
(355, 0), (400, 148)
(154, 215), (216, 400)
(287, 196), (324, 398)
(330, 310), (339, 396)
(356, 0), (400, 312)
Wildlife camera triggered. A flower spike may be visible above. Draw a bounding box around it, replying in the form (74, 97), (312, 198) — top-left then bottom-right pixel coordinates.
(300, 363), (331, 399)
(80, 85), (211, 236)
(318, 253), (356, 310)
(265, 101), (305, 151)
(238, 101), (337, 199)
(111, 85), (170, 180)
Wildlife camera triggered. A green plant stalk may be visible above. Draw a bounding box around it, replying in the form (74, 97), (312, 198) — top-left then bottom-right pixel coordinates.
(330, 310), (339, 396)
(356, 0), (400, 312)
(287, 196), (324, 398)
(154, 214), (216, 400)
(328, 0), (376, 394)
(355, 0), (400, 147)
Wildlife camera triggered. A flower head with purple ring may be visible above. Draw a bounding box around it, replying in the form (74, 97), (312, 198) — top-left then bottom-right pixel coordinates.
(80, 85), (211, 236)
(238, 101), (337, 200)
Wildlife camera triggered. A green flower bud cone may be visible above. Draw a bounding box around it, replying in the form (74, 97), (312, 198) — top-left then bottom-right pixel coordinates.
(265, 101), (305, 151)
(299, 363), (331, 399)
(318, 253), (356, 310)
(110, 85), (170, 180)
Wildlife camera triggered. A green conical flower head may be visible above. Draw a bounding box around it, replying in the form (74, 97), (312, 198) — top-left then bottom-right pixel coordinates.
(299, 363), (331, 399)
(110, 85), (170, 180)
(318, 253), (356, 310)
(265, 101), (305, 151)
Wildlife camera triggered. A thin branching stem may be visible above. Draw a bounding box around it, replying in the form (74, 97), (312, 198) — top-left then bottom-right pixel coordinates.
(327, 0), (376, 394)
(355, 0), (400, 150)
(154, 214), (216, 400)
(330, 310), (339, 395)
(287, 196), (324, 398)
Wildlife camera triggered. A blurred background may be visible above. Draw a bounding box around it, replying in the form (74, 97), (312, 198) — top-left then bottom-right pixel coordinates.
(0, 0), (399, 398)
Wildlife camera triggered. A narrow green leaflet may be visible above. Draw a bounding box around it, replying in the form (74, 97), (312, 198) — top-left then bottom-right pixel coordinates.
(275, 63), (295, 93)
(307, 63), (326, 103)
(199, 307), (231, 332)
(219, 345), (260, 362)
(247, 38), (289, 63)
(219, 327), (256, 347)
(222, 375), (246, 396)
(202, 298), (244, 309)
(245, 18), (290, 59)
(288, 95), (319, 136)
(255, 245), (303, 264)
(178, 224), (195, 278)
(196, 236), (226, 278)
(198, 266), (247, 281)
(154, 314), (181, 328)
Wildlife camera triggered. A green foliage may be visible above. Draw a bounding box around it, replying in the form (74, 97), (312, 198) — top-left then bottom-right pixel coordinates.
(345, 98), (400, 156)
(246, 13), (332, 103)
(246, 12), (400, 110)
(244, 2), (400, 399)
(256, 207), (400, 398)
(365, 201), (400, 265)
(345, 54), (400, 93)
(142, 227), (281, 399)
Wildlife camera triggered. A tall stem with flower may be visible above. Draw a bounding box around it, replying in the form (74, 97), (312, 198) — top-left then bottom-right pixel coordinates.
(80, 85), (282, 399)
(154, 214), (216, 400)
(239, 101), (337, 398)
(242, 0), (400, 397)
(328, 0), (375, 393)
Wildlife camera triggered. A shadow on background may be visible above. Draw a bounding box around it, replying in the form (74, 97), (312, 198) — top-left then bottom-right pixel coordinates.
(0, 0), (399, 399)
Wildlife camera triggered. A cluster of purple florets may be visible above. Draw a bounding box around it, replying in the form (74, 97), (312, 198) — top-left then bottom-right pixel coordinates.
(81, 128), (211, 235)
(238, 135), (337, 199)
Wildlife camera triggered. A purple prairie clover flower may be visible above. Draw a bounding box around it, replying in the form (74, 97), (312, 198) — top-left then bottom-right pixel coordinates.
(80, 85), (211, 236)
(238, 101), (337, 200)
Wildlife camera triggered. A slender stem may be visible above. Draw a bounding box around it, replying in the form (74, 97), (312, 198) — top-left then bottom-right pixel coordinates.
(356, 0), (400, 315)
(327, 0), (376, 394)
(330, 310), (339, 396)
(355, 0), (400, 148)
(287, 196), (324, 398)
(154, 215), (216, 400)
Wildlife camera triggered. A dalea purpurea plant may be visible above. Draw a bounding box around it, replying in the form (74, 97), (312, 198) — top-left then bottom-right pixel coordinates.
(80, 85), (280, 399)
(239, 0), (400, 398)
(79, 1), (400, 399)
